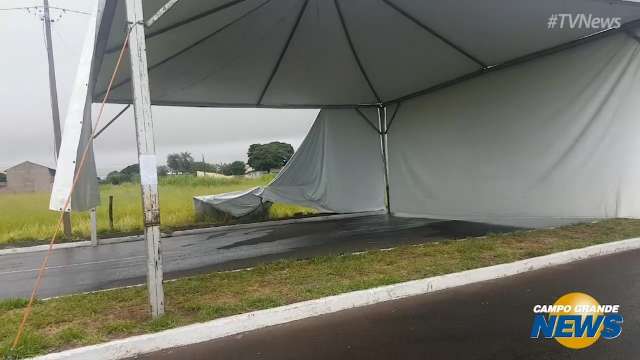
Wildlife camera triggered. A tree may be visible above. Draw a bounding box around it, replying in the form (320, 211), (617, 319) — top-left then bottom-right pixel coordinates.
(103, 164), (141, 185)
(120, 164), (139, 177)
(166, 153), (180, 173)
(157, 165), (169, 177)
(192, 161), (218, 173)
(247, 142), (294, 172)
(228, 161), (246, 175)
(220, 161), (246, 176)
(167, 152), (194, 173)
(105, 171), (127, 185)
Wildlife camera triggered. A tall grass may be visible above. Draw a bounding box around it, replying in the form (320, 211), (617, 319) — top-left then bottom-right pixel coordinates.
(0, 175), (313, 246)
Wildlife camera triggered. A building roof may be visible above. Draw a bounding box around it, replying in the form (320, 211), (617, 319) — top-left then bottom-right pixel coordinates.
(5, 161), (56, 176)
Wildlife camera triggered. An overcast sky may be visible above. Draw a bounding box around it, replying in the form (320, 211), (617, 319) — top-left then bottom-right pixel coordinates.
(0, 0), (317, 177)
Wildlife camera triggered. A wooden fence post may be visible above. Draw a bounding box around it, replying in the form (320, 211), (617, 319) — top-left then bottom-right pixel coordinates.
(108, 195), (114, 231)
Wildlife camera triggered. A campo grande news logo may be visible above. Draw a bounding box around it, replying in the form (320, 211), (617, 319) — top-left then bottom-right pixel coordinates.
(530, 292), (623, 349)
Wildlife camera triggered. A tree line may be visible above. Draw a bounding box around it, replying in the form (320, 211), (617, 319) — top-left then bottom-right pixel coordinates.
(103, 141), (294, 185)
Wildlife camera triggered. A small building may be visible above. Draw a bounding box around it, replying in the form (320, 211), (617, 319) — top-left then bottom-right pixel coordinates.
(5, 161), (56, 193)
(244, 170), (267, 178)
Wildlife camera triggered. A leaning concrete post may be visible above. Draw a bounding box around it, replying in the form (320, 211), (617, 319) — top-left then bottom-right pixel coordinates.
(125, 0), (165, 317)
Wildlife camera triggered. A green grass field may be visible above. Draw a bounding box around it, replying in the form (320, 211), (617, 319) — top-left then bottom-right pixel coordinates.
(0, 175), (313, 247)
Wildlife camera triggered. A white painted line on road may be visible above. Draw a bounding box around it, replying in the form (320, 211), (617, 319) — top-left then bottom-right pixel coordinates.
(0, 211), (385, 256)
(0, 241), (93, 256)
(0, 256), (145, 276)
(33, 237), (640, 360)
(0, 235), (143, 256)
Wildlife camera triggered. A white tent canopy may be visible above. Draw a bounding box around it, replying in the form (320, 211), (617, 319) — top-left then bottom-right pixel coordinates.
(52, 0), (640, 227)
(93, 0), (640, 107)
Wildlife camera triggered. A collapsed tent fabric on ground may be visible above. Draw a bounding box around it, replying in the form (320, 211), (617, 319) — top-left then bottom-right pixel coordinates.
(194, 187), (267, 218)
(194, 108), (386, 217)
(389, 33), (640, 227)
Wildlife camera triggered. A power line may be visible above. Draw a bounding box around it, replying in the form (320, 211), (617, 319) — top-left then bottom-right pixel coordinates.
(51, 23), (72, 51)
(0, 6), (89, 16)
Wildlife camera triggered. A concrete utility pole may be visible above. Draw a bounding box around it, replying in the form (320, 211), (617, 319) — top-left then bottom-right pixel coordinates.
(125, 0), (165, 317)
(42, 0), (72, 239)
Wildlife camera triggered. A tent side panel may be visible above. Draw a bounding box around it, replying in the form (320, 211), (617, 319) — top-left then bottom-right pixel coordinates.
(388, 33), (640, 228)
(264, 108), (386, 213)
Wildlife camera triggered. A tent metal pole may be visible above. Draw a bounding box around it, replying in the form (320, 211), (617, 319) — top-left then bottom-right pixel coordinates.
(385, 102), (401, 133)
(355, 108), (382, 134)
(126, 0), (165, 318)
(335, 0), (381, 102)
(100, 0), (273, 101)
(104, 98), (379, 109)
(378, 106), (391, 214)
(380, 0), (486, 68)
(93, 104), (131, 139)
(105, 0), (253, 53)
(384, 19), (640, 106)
(257, 0), (309, 105)
(145, 0), (182, 28)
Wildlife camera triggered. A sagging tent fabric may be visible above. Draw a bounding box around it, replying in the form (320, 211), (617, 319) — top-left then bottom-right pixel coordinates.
(194, 108), (386, 217)
(51, 0), (640, 227)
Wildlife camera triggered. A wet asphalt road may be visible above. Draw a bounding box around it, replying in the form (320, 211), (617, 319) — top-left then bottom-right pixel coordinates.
(0, 215), (517, 299)
(135, 248), (640, 360)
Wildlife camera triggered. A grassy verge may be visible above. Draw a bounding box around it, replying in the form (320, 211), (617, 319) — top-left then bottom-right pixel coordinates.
(0, 175), (314, 247)
(1, 218), (640, 358)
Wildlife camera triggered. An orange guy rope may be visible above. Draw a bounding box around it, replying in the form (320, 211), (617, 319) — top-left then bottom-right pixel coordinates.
(11, 28), (132, 350)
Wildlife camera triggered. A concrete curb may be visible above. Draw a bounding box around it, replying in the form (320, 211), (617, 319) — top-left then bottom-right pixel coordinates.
(0, 235), (143, 256)
(0, 210), (385, 256)
(32, 237), (640, 360)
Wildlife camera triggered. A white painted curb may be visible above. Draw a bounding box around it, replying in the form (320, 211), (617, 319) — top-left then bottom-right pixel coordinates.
(0, 236), (143, 256)
(0, 210), (385, 256)
(32, 237), (640, 360)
